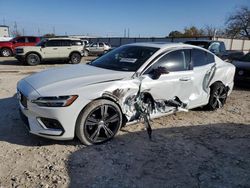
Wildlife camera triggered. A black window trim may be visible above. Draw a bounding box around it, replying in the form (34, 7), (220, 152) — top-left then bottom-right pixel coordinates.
(191, 48), (215, 67)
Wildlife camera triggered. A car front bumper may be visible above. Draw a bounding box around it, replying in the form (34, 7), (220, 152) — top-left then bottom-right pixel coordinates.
(17, 80), (90, 140)
(15, 55), (25, 62)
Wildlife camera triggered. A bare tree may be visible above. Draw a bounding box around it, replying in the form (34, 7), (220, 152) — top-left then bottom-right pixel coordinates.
(202, 25), (217, 37)
(225, 6), (250, 39)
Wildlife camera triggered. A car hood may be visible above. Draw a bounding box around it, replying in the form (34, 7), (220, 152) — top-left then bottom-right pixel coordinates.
(0, 41), (12, 46)
(232, 60), (250, 69)
(23, 64), (134, 95)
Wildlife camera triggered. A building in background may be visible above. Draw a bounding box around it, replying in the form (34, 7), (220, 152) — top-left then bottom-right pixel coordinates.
(0, 25), (10, 37)
(0, 25), (12, 41)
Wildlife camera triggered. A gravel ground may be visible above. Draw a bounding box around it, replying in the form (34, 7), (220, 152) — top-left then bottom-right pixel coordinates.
(0, 57), (250, 188)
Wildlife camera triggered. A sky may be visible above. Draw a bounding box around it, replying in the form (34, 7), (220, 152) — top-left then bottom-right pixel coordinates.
(0, 0), (249, 37)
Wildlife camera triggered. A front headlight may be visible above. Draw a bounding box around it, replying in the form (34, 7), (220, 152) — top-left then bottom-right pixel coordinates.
(32, 95), (78, 107)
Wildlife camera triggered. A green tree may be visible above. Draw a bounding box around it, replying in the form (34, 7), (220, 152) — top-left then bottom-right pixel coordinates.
(183, 26), (204, 37)
(168, 30), (183, 37)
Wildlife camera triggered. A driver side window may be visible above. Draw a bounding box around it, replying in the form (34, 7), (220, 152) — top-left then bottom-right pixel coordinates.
(146, 49), (191, 73)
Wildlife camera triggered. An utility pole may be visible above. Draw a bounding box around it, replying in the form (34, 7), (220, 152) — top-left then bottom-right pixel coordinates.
(14, 21), (18, 35)
(124, 28), (126, 38)
(128, 28), (130, 38)
(3, 17), (5, 25)
(38, 28), (40, 36)
(22, 28), (25, 36)
(53, 26), (55, 35)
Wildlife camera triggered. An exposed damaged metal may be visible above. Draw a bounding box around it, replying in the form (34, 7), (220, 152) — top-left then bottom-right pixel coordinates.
(103, 77), (189, 138)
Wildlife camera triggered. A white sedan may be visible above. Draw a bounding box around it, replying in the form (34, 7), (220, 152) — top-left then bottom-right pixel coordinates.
(17, 43), (235, 145)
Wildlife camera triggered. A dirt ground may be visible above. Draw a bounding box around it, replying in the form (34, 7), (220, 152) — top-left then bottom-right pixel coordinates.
(0, 57), (250, 188)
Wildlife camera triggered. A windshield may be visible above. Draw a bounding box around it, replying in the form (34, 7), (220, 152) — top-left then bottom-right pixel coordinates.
(89, 45), (159, 72)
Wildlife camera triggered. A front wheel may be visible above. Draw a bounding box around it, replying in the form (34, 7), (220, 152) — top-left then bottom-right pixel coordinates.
(1, 48), (12, 57)
(76, 99), (123, 145)
(26, 53), (41, 66)
(205, 82), (228, 110)
(69, 53), (81, 64)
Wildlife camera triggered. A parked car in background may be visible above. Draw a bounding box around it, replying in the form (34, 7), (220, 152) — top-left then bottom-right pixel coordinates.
(80, 39), (89, 56)
(0, 36), (40, 57)
(15, 38), (84, 65)
(184, 40), (244, 61)
(17, 43), (235, 145)
(86, 42), (111, 56)
(231, 52), (250, 84)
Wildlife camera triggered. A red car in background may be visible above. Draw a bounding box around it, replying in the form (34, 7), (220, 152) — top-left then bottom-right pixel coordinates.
(0, 36), (40, 57)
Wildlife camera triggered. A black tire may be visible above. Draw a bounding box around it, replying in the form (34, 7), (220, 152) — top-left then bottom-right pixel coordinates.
(76, 99), (123, 145)
(70, 53), (81, 64)
(1, 48), (12, 57)
(205, 82), (228, 110)
(26, 53), (41, 66)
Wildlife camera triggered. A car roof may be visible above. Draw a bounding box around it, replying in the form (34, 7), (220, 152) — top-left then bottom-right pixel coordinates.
(126, 42), (198, 50)
(185, 40), (221, 43)
(47, 37), (81, 40)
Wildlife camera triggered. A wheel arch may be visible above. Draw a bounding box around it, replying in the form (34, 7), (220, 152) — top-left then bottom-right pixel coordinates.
(25, 51), (42, 61)
(209, 80), (230, 92)
(75, 96), (126, 138)
(69, 51), (81, 58)
(1, 47), (13, 55)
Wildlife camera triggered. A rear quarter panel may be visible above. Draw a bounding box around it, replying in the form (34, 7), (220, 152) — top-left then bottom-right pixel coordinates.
(210, 57), (236, 94)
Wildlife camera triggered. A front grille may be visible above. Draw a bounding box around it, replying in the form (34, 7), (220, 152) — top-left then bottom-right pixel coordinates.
(20, 93), (27, 108)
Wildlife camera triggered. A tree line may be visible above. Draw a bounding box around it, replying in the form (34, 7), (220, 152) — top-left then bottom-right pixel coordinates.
(168, 6), (250, 39)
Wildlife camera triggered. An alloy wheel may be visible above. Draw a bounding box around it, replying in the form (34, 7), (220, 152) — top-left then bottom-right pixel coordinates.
(84, 104), (121, 143)
(211, 86), (227, 109)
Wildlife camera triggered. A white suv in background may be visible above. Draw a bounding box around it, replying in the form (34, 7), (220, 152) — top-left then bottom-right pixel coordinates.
(15, 38), (84, 65)
(86, 42), (111, 56)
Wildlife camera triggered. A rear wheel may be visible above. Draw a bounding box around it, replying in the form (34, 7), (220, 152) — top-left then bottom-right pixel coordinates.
(26, 53), (41, 66)
(206, 82), (228, 110)
(70, 53), (81, 64)
(76, 99), (122, 145)
(1, 48), (12, 57)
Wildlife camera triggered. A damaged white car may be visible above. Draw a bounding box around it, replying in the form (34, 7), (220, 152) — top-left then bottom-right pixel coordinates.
(17, 43), (235, 145)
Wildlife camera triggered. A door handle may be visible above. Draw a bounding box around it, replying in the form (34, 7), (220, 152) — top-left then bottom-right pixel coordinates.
(53, 48), (58, 50)
(179, 77), (191, 81)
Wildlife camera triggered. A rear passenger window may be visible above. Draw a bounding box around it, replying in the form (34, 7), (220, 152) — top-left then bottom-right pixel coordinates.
(207, 52), (215, 64)
(192, 49), (214, 67)
(71, 40), (83, 46)
(99, 43), (104, 47)
(148, 49), (191, 73)
(27, 37), (36, 43)
(16, 38), (25, 43)
(61, 40), (71, 46)
(46, 40), (61, 47)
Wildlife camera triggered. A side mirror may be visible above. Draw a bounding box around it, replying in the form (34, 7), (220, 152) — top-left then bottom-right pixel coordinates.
(149, 66), (169, 80)
(41, 44), (45, 48)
